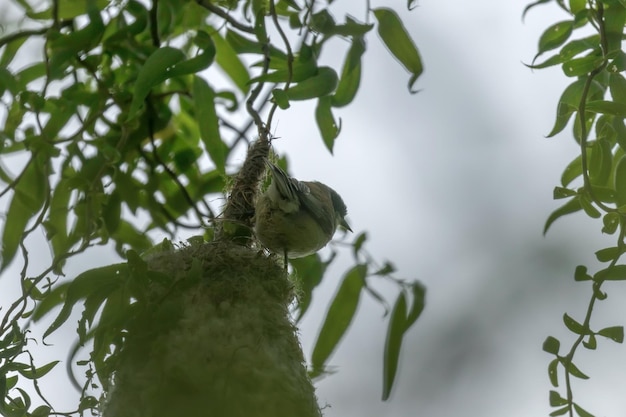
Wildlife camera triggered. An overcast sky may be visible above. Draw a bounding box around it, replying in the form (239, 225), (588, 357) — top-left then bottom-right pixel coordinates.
(3, 1), (626, 417)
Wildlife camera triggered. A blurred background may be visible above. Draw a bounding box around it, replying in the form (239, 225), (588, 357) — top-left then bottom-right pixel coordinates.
(3, 0), (626, 416)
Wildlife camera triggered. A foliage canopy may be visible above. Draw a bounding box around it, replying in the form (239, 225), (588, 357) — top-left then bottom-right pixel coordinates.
(0, 0), (425, 415)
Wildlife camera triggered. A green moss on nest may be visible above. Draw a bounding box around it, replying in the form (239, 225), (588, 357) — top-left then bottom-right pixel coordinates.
(103, 242), (322, 417)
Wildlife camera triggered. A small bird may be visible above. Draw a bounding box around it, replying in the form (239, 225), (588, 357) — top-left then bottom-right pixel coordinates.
(255, 161), (352, 265)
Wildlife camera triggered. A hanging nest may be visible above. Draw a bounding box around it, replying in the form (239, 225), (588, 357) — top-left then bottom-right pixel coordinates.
(103, 240), (322, 417)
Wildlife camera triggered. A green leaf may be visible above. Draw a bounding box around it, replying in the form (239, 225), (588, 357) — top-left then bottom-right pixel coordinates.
(574, 265), (592, 281)
(522, 0), (552, 20)
(597, 326), (624, 343)
(17, 360), (59, 379)
(291, 254), (328, 322)
(332, 36), (365, 108)
(588, 139), (613, 186)
(127, 47), (186, 119)
(585, 100), (626, 117)
(193, 76), (227, 173)
(614, 154), (626, 206)
(583, 333), (597, 350)
(550, 405), (570, 416)
(569, 0), (587, 14)
(548, 358), (559, 387)
(42, 263), (128, 341)
(310, 9), (336, 34)
(563, 360), (589, 379)
(315, 96), (340, 153)
(27, 0), (109, 19)
(562, 55), (604, 77)
(311, 264), (366, 376)
(373, 7), (423, 92)
(548, 79), (603, 138)
(573, 403), (595, 417)
(604, 3), (626, 55)
(610, 73), (626, 106)
(1, 156), (48, 271)
(578, 193), (601, 218)
(543, 336), (561, 354)
(332, 17), (374, 37)
(31, 282), (70, 322)
(549, 390), (568, 407)
(561, 155), (583, 186)
(31, 405), (51, 417)
(535, 21), (574, 60)
(352, 232), (368, 258)
(593, 265), (626, 282)
(46, 3), (105, 78)
(602, 212), (620, 234)
(286, 66), (339, 101)
(405, 282), (425, 328)
(166, 31), (216, 78)
(563, 313), (587, 335)
(543, 197), (583, 235)
(560, 35), (600, 61)
(382, 291), (408, 401)
(0, 33), (28, 68)
(213, 31), (250, 93)
(553, 187), (577, 199)
(595, 246), (623, 262)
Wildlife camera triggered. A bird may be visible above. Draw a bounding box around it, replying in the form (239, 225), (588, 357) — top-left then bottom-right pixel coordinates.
(254, 161), (352, 266)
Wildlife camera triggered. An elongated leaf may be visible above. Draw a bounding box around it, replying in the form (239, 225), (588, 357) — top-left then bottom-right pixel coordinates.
(604, 3), (626, 55)
(46, 2), (105, 78)
(597, 326), (624, 343)
(549, 405), (570, 416)
(588, 139), (612, 186)
(543, 197), (583, 235)
(17, 361), (59, 380)
(585, 100), (626, 117)
(41, 263), (128, 341)
(562, 55), (604, 77)
(332, 36), (365, 108)
(535, 21), (573, 61)
(127, 47), (186, 119)
(561, 154), (583, 186)
(573, 403), (595, 417)
(405, 282), (425, 328)
(595, 246), (623, 262)
(192, 76), (227, 173)
(548, 78), (603, 137)
(316, 96), (340, 153)
(563, 360), (589, 379)
(213, 31), (250, 93)
(291, 254), (328, 322)
(166, 31), (216, 78)
(602, 212), (620, 234)
(563, 313), (587, 335)
(382, 291), (407, 401)
(311, 264), (366, 376)
(1, 157), (48, 271)
(373, 8), (422, 92)
(548, 358), (559, 387)
(286, 66), (339, 101)
(614, 154), (626, 207)
(594, 264), (626, 281)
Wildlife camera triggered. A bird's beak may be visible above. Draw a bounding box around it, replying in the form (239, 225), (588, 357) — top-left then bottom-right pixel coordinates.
(339, 218), (353, 233)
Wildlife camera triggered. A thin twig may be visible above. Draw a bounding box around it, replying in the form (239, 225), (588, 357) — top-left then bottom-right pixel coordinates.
(196, 0), (255, 34)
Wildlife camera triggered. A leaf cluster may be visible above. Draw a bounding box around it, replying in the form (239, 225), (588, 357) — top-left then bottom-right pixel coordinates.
(528, 1), (626, 416)
(0, 0), (425, 414)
